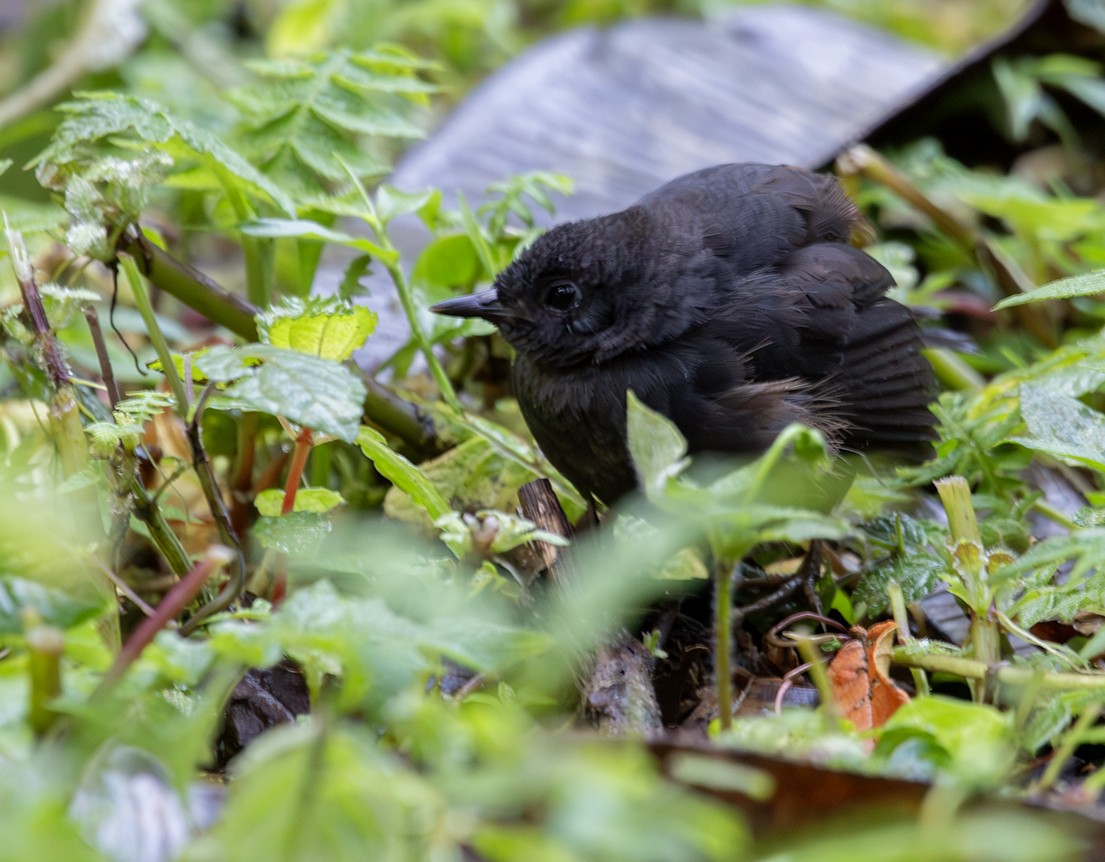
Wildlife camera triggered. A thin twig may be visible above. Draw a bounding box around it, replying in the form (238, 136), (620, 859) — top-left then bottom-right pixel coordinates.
(96, 546), (235, 693)
(82, 304), (123, 408)
(179, 383), (248, 634)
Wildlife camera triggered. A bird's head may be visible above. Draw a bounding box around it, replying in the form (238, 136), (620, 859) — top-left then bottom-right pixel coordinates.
(432, 208), (707, 368)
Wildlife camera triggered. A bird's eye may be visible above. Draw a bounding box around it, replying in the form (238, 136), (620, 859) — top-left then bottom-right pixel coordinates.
(543, 280), (581, 312)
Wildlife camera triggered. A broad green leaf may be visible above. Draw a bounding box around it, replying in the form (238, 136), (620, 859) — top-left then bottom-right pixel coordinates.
(253, 511), (332, 555)
(268, 580), (544, 707)
(196, 344), (367, 442)
(256, 488), (345, 517)
(0, 577), (105, 635)
(356, 426), (451, 521)
(383, 434), (539, 529)
(257, 297), (377, 360)
(1011, 383), (1105, 472)
(612, 515), (710, 580)
(374, 185), (441, 228)
(411, 234), (482, 297)
(625, 390), (689, 500)
(994, 270), (1105, 309)
(877, 696), (1017, 788)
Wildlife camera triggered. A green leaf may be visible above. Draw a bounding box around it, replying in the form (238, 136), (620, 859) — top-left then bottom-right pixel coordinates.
(253, 511), (332, 555)
(240, 218), (398, 265)
(196, 344), (367, 442)
(256, 488), (345, 517)
(1011, 383), (1105, 472)
(383, 433), (545, 530)
(625, 390), (689, 500)
(356, 425), (451, 521)
(877, 696), (1017, 789)
(0, 576), (105, 635)
(992, 57), (1044, 142)
(411, 234), (482, 297)
(228, 48), (433, 192)
(374, 185), (441, 228)
(994, 528), (1105, 591)
(855, 554), (946, 615)
(266, 0), (339, 55)
(35, 91), (295, 217)
(434, 510), (568, 559)
(257, 297), (377, 360)
(994, 270), (1105, 309)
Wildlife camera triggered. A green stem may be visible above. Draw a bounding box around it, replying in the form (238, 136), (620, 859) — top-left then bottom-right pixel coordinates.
(179, 385), (248, 633)
(1037, 703), (1102, 791)
(120, 253), (190, 414)
(242, 235), (272, 309)
(130, 471), (193, 577)
(25, 614), (63, 737)
(925, 347), (985, 392)
(893, 649), (1105, 690)
(215, 165), (271, 309)
(97, 546), (235, 692)
(888, 581), (929, 697)
(381, 255), (461, 411)
(714, 559), (734, 732)
(935, 476), (980, 546)
(344, 167), (461, 411)
(116, 228), (259, 341)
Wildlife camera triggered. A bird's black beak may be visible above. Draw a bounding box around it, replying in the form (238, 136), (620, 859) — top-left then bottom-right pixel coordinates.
(431, 289), (513, 324)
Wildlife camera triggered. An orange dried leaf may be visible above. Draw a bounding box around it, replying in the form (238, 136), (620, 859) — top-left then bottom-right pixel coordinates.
(827, 620), (909, 733)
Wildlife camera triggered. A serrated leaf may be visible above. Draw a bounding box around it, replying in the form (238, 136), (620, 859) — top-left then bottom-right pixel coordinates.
(257, 297), (377, 360)
(196, 344), (366, 442)
(229, 49), (432, 192)
(357, 426), (451, 521)
(256, 488), (345, 517)
(994, 270), (1105, 310)
(855, 555), (946, 615)
(994, 528), (1105, 587)
(85, 421), (145, 456)
(36, 92), (294, 216)
(1011, 383), (1105, 472)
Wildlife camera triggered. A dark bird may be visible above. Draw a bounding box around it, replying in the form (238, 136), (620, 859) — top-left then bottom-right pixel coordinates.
(432, 164), (935, 506)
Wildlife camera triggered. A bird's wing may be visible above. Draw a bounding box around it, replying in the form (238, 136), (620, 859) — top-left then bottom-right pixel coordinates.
(684, 241), (934, 455)
(638, 163), (859, 275)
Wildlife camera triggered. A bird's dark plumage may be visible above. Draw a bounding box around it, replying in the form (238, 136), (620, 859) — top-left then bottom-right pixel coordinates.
(433, 164), (935, 504)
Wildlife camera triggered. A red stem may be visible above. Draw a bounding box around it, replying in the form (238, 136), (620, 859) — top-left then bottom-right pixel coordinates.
(97, 547), (234, 693)
(281, 428), (314, 515)
(273, 428), (314, 604)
